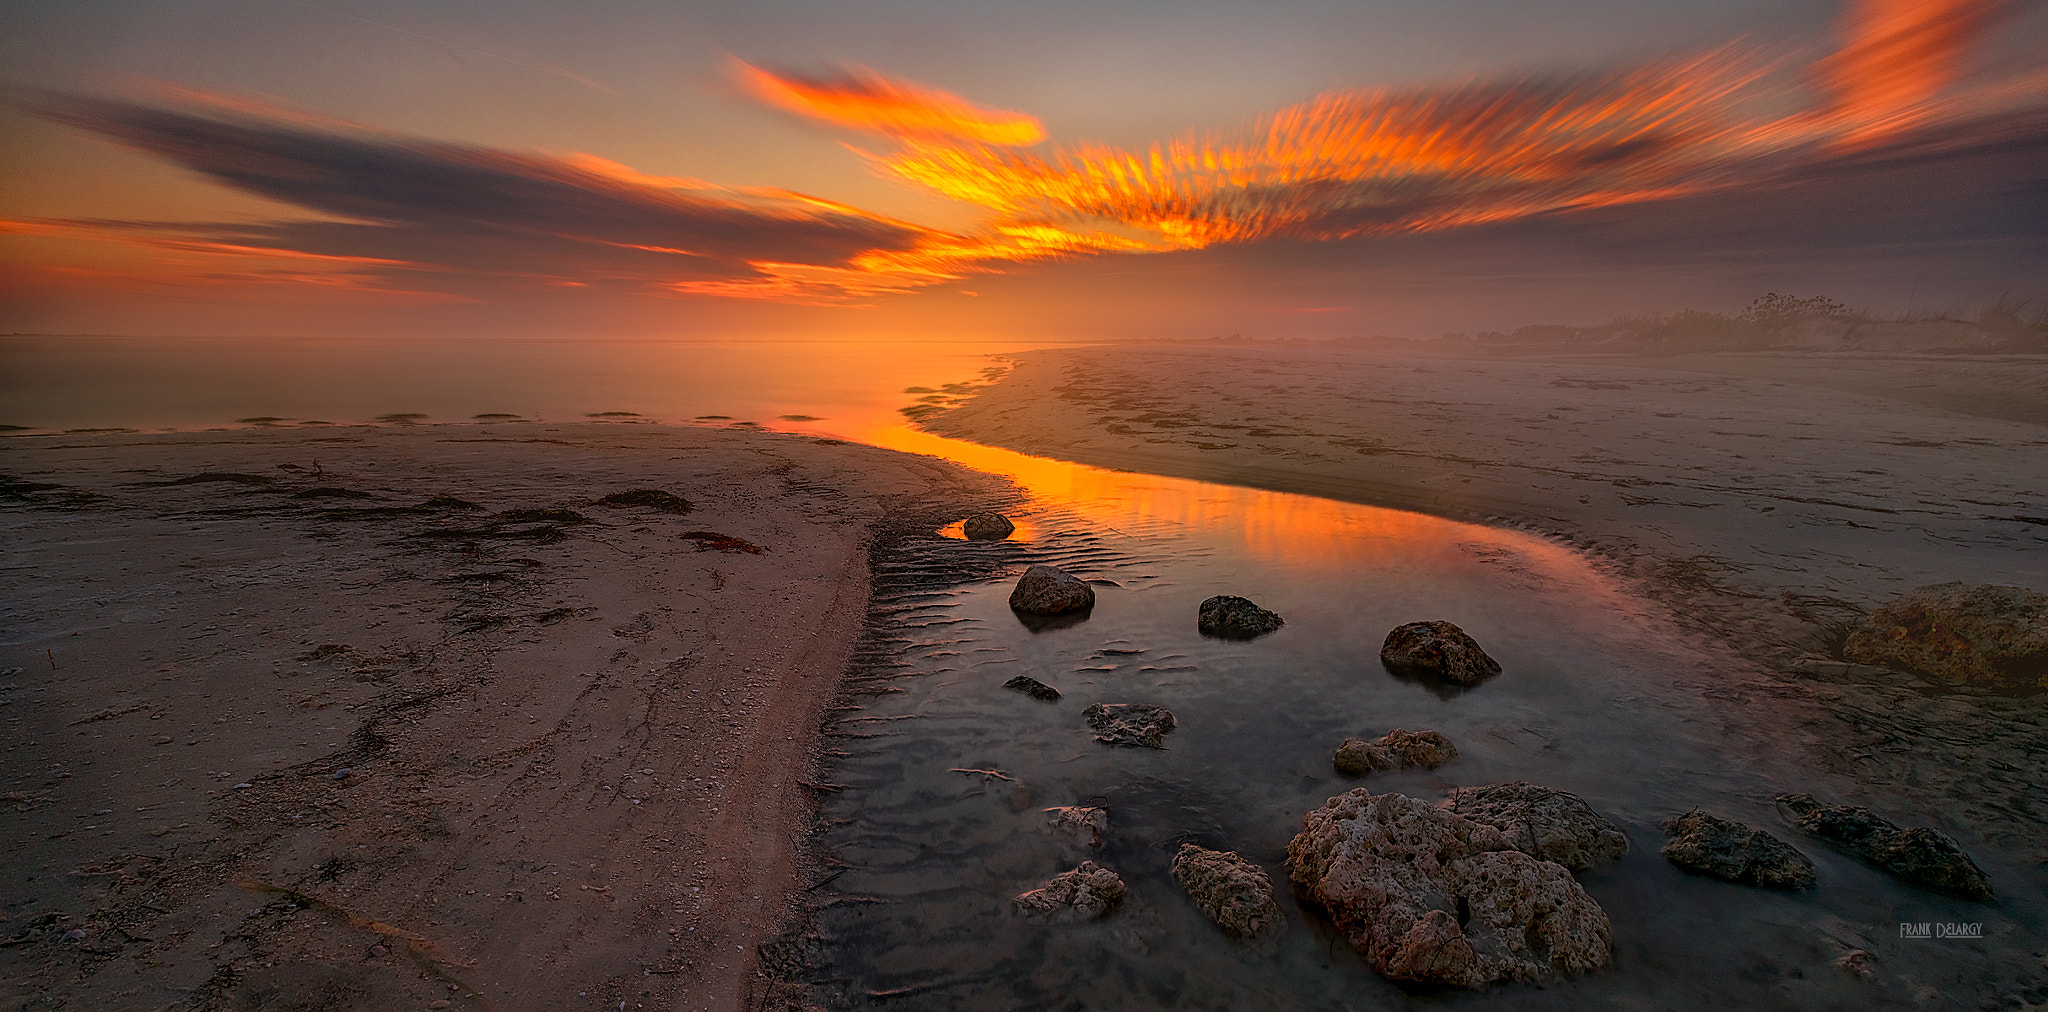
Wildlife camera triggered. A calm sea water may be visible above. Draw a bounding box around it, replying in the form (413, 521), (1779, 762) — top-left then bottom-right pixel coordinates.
(5, 335), (2033, 1008)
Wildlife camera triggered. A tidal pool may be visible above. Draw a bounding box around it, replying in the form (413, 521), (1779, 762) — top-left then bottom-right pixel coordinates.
(804, 453), (2037, 1010)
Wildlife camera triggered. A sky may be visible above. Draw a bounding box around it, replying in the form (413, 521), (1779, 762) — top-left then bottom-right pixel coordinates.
(1, 0), (2043, 339)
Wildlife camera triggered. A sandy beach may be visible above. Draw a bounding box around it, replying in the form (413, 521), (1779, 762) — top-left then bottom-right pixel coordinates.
(0, 422), (1011, 1011)
(925, 342), (2048, 851)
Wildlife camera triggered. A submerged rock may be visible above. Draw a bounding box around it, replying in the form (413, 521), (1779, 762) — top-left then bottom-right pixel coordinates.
(1441, 782), (1628, 873)
(1842, 582), (2048, 693)
(1777, 794), (1992, 900)
(1287, 788), (1611, 988)
(1171, 844), (1280, 937)
(1082, 703), (1176, 748)
(1333, 728), (1460, 776)
(1010, 564), (1095, 615)
(1003, 674), (1061, 701)
(1660, 810), (1814, 890)
(1380, 621), (1502, 686)
(962, 513), (1016, 540)
(1013, 861), (1125, 922)
(1197, 595), (1285, 639)
(1044, 805), (1108, 849)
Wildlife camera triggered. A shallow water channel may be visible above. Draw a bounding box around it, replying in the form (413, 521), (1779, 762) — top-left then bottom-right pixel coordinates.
(805, 440), (2038, 1009)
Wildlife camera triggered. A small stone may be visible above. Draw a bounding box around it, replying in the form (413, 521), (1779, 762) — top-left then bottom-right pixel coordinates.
(1013, 861), (1125, 922)
(1009, 565), (1095, 615)
(1333, 728), (1459, 776)
(1380, 620), (1502, 685)
(1660, 810), (1814, 890)
(369, 944), (389, 957)
(1835, 949), (1876, 977)
(1082, 703), (1175, 748)
(962, 513), (1016, 540)
(1171, 844), (1280, 937)
(1004, 675), (1061, 701)
(429, 1002), (451, 1010)
(1197, 595), (1284, 639)
(60, 929), (86, 941)
(150, 825), (172, 837)
(1044, 805), (1108, 848)
(331, 768), (352, 780)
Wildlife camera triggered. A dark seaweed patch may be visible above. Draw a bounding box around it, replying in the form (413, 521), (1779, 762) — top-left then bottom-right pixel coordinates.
(472, 413), (522, 420)
(682, 531), (765, 554)
(139, 472), (275, 487)
(421, 496), (483, 510)
(496, 508), (591, 524)
(372, 413), (428, 423)
(587, 411), (640, 417)
(291, 487), (377, 500)
(597, 489), (692, 514)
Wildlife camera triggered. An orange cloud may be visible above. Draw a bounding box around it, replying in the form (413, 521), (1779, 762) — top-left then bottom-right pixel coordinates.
(734, 61), (1045, 146)
(1820, 0), (2015, 145)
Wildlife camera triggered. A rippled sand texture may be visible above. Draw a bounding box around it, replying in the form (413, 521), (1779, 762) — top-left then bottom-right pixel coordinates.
(804, 492), (2043, 1010)
(922, 342), (2048, 857)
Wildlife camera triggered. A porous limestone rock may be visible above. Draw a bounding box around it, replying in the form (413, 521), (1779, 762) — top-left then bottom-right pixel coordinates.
(1778, 794), (1992, 900)
(1082, 703), (1175, 748)
(1842, 582), (2048, 693)
(1013, 861), (1125, 922)
(1286, 789), (1612, 988)
(1380, 621), (1502, 685)
(1333, 728), (1459, 776)
(1009, 564), (1095, 615)
(1440, 782), (1628, 873)
(1044, 805), (1108, 849)
(962, 513), (1016, 540)
(1170, 844), (1280, 937)
(1660, 810), (1814, 890)
(1197, 595), (1285, 639)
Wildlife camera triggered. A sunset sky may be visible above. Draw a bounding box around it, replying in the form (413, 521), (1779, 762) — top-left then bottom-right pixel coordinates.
(3, 0), (2043, 339)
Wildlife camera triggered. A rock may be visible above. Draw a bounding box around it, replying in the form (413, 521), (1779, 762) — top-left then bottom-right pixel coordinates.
(1842, 582), (2048, 692)
(1777, 794), (1992, 900)
(1082, 703), (1176, 748)
(1287, 788), (1611, 988)
(1013, 861), (1125, 922)
(1003, 674), (1060, 701)
(1380, 621), (1502, 685)
(1441, 782), (1628, 873)
(1009, 564), (1095, 615)
(962, 513), (1016, 540)
(1044, 805), (1108, 849)
(1197, 595), (1284, 639)
(1170, 844), (1280, 937)
(1333, 728), (1459, 776)
(1835, 949), (1876, 977)
(1659, 810), (1814, 890)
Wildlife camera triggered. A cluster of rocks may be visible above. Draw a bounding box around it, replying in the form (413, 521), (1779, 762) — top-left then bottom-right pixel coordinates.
(1018, 806), (1281, 939)
(1777, 794), (1993, 900)
(1082, 703), (1176, 749)
(1332, 728), (1459, 776)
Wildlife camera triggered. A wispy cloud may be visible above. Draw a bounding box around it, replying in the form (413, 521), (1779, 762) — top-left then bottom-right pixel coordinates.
(19, 0), (2039, 307)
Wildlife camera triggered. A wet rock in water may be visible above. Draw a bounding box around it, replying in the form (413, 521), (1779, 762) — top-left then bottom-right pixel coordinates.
(1287, 788), (1611, 988)
(1841, 582), (2048, 693)
(1044, 805), (1108, 849)
(1013, 861), (1125, 922)
(1777, 794), (1992, 900)
(1441, 782), (1628, 873)
(1171, 844), (1280, 937)
(1380, 621), (1502, 685)
(1197, 595), (1285, 639)
(1004, 674), (1061, 701)
(1009, 564), (1095, 615)
(962, 513), (1016, 540)
(1659, 810), (1814, 890)
(1333, 728), (1459, 776)
(1082, 703), (1176, 748)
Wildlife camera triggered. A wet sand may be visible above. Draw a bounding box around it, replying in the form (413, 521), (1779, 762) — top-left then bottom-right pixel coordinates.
(923, 342), (2048, 853)
(0, 422), (1011, 1011)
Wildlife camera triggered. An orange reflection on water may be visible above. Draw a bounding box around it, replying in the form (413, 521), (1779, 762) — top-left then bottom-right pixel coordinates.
(860, 419), (1592, 583)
